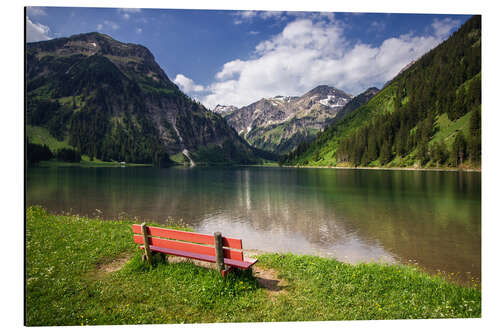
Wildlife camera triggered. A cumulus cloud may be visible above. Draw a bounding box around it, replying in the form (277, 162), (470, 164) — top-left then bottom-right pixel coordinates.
(432, 18), (460, 39)
(26, 16), (51, 42)
(201, 17), (458, 108)
(233, 10), (286, 24)
(26, 7), (47, 17)
(174, 74), (205, 93)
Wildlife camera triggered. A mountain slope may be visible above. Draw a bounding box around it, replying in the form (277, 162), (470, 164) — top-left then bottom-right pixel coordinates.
(26, 32), (258, 165)
(330, 87), (380, 126)
(282, 15), (481, 169)
(224, 85), (352, 154)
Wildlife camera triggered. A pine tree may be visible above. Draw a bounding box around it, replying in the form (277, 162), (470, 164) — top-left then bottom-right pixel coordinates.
(469, 107), (481, 137)
(452, 131), (467, 166)
(379, 140), (392, 165)
(416, 142), (428, 166)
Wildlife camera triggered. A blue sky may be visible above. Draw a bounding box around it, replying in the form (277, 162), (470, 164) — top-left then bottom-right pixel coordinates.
(26, 6), (471, 108)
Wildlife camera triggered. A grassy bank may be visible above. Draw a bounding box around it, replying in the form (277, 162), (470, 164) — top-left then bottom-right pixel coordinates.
(283, 164), (481, 172)
(26, 207), (481, 326)
(36, 159), (152, 168)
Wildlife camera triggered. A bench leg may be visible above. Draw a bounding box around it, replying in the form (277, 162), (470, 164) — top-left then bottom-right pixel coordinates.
(221, 266), (234, 277)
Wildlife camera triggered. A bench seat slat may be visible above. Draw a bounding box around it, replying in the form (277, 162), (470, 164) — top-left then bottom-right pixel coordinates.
(132, 224), (242, 249)
(134, 234), (244, 261)
(143, 245), (258, 270)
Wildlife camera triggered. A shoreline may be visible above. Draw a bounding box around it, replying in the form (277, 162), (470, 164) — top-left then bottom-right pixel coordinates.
(280, 164), (481, 173)
(29, 159), (481, 172)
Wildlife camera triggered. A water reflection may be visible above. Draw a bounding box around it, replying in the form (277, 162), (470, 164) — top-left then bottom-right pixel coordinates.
(26, 166), (481, 281)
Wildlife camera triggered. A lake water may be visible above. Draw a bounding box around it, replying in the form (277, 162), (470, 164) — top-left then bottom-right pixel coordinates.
(26, 166), (481, 282)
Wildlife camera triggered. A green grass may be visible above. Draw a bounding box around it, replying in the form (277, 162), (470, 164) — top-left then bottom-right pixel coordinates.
(258, 254), (480, 320)
(169, 152), (188, 165)
(431, 112), (474, 148)
(26, 125), (72, 151)
(26, 206), (481, 326)
(253, 161), (280, 167)
(262, 124), (286, 145)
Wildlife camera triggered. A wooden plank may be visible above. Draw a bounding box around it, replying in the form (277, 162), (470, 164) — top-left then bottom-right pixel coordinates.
(224, 257), (258, 270)
(133, 235), (243, 261)
(223, 237), (242, 250)
(141, 245), (258, 270)
(225, 248), (243, 261)
(132, 224), (242, 249)
(135, 234), (214, 256)
(146, 245), (216, 263)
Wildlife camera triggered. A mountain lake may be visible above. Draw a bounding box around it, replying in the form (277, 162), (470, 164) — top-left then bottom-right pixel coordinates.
(26, 166), (481, 283)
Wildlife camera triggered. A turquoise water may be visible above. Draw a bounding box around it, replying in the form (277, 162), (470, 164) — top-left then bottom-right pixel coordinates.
(27, 166), (481, 281)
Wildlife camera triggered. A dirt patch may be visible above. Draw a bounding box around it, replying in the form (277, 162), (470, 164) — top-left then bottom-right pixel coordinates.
(89, 253), (133, 279)
(252, 266), (288, 297)
(97, 254), (132, 273)
(245, 250), (288, 298)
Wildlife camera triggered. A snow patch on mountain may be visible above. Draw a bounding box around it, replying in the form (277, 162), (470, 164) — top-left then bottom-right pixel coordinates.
(319, 95), (350, 108)
(213, 104), (237, 114)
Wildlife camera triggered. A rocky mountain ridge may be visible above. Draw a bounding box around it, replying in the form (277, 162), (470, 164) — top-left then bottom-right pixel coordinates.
(223, 85), (353, 154)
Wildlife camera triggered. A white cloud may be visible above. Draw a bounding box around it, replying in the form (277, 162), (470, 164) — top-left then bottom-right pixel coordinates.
(136, 27), (143, 34)
(432, 18), (460, 39)
(97, 20), (119, 31)
(26, 7), (46, 17)
(173, 74), (205, 93)
(118, 8), (142, 20)
(233, 10), (285, 24)
(26, 16), (51, 42)
(201, 17), (457, 108)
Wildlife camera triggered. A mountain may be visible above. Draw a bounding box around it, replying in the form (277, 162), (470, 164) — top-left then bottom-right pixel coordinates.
(328, 87), (379, 126)
(26, 32), (259, 166)
(282, 15), (481, 169)
(212, 104), (237, 116)
(224, 85), (352, 154)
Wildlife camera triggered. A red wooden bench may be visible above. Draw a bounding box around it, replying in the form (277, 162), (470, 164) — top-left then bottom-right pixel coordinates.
(132, 223), (257, 276)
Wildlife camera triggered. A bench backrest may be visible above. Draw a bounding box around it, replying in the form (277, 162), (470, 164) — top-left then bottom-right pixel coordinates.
(132, 224), (245, 261)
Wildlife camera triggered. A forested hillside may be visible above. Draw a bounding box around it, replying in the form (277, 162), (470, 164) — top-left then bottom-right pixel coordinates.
(26, 32), (260, 166)
(282, 15), (481, 169)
